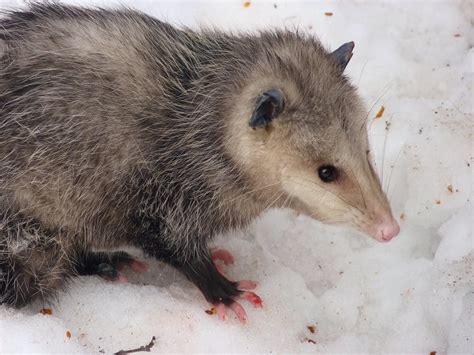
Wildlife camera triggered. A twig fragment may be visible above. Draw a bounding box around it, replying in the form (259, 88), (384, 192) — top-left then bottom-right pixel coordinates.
(114, 336), (156, 355)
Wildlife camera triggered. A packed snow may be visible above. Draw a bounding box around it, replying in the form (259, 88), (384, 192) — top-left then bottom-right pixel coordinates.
(0, 0), (472, 353)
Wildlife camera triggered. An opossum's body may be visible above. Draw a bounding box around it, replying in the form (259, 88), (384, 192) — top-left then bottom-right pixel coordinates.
(0, 4), (399, 314)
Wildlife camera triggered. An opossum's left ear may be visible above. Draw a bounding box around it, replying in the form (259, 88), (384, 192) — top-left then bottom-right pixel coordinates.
(331, 41), (355, 71)
(249, 89), (284, 129)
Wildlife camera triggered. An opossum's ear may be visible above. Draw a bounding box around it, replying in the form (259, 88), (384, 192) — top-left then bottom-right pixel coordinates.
(249, 89), (284, 129)
(331, 41), (355, 71)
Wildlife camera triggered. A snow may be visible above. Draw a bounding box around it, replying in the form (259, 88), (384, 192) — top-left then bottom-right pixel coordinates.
(0, 0), (472, 353)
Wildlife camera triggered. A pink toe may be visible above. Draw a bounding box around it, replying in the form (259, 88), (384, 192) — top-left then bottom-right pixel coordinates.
(216, 303), (227, 321)
(211, 249), (234, 265)
(238, 280), (257, 290)
(229, 302), (247, 323)
(242, 291), (263, 308)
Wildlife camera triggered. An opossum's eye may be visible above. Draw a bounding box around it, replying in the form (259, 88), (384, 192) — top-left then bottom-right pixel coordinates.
(249, 89), (284, 129)
(318, 165), (338, 183)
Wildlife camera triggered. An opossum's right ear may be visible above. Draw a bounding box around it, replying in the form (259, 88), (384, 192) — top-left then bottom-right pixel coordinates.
(331, 41), (355, 71)
(249, 89), (284, 129)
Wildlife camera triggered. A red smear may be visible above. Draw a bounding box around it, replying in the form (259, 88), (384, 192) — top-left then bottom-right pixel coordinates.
(242, 291), (263, 307)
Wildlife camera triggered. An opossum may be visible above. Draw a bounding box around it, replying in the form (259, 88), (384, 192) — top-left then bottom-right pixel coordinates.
(0, 3), (400, 321)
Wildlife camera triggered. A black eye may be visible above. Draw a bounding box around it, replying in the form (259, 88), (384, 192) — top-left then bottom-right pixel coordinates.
(318, 165), (338, 183)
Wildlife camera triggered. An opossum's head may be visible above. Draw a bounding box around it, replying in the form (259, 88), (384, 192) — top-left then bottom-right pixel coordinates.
(229, 36), (399, 242)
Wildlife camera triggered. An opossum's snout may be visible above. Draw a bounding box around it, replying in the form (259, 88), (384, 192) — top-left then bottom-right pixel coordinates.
(286, 149), (401, 243)
(284, 150), (400, 243)
(372, 218), (400, 242)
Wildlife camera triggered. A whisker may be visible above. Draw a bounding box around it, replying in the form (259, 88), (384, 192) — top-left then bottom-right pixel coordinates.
(380, 122), (389, 186)
(281, 193), (293, 210)
(386, 144), (404, 200)
(365, 81), (394, 132)
(345, 163), (367, 209)
(357, 59), (369, 87)
(265, 191), (285, 211)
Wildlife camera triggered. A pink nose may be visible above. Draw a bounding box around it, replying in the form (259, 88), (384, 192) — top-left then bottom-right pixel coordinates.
(375, 218), (400, 242)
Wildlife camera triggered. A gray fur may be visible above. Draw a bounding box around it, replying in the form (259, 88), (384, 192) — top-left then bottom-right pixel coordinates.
(0, 3), (385, 307)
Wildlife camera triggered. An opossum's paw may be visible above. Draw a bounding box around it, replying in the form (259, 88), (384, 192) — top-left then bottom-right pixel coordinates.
(213, 281), (263, 323)
(76, 251), (148, 283)
(214, 291), (263, 323)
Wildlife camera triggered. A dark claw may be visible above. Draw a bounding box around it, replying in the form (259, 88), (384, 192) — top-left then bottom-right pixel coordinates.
(96, 262), (119, 280)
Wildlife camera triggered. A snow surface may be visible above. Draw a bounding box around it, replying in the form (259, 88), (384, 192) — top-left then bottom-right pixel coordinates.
(0, 0), (472, 353)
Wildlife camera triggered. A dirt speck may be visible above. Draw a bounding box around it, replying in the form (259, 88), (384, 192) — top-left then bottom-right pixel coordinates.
(205, 308), (216, 315)
(375, 105), (385, 119)
(39, 308), (52, 315)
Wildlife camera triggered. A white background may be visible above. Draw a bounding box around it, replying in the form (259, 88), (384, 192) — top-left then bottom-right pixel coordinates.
(0, 0), (472, 353)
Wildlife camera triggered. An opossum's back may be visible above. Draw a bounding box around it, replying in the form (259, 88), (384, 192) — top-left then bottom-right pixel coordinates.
(0, 7), (160, 232)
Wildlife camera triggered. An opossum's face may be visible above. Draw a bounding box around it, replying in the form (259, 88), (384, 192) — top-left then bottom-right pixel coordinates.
(232, 41), (399, 242)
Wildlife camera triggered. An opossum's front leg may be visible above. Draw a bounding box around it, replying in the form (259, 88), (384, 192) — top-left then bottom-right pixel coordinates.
(137, 235), (261, 322)
(174, 250), (262, 323)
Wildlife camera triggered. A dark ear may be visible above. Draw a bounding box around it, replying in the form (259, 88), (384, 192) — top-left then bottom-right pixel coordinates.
(249, 89), (284, 129)
(331, 41), (355, 71)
